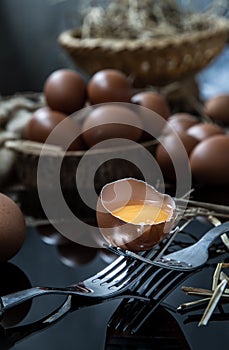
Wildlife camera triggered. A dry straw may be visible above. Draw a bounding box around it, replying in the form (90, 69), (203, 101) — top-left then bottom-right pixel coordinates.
(58, 0), (229, 86)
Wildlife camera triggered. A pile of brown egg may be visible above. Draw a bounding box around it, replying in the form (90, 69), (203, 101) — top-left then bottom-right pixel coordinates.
(156, 95), (229, 186)
(23, 68), (170, 150)
(22, 67), (229, 186)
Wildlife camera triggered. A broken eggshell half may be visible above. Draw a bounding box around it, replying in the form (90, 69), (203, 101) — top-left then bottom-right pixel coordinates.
(96, 178), (176, 251)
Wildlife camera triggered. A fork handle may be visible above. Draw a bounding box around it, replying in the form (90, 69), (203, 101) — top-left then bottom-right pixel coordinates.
(0, 286), (83, 314)
(197, 221), (229, 249)
(0, 287), (51, 313)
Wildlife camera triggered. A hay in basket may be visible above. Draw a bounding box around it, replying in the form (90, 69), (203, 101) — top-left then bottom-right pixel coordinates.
(58, 0), (229, 87)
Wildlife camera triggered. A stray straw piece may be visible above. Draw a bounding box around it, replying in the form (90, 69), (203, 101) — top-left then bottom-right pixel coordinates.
(198, 279), (228, 326)
(177, 297), (211, 311)
(212, 263), (223, 291)
(221, 233), (229, 249)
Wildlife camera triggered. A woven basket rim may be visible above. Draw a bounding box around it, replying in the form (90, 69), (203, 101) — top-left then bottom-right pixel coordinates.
(5, 139), (158, 157)
(58, 16), (229, 52)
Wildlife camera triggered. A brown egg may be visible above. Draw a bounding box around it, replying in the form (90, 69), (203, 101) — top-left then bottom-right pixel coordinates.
(96, 178), (176, 252)
(187, 123), (225, 141)
(0, 193), (26, 262)
(23, 106), (84, 151)
(82, 105), (142, 148)
(156, 133), (199, 180)
(87, 69), (132, 104)
(190, 135), (229, 185)
(131, 91), (170, 141)
(204, 94), (229, 124)
(44, 69), (87, 114)
(165, 113), (199, 135)
(131, 91), (170, 119)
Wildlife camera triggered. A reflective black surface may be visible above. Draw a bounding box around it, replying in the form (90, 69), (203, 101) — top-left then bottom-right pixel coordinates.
(5, 227), (120, 350)
(0, 215), (227, 350)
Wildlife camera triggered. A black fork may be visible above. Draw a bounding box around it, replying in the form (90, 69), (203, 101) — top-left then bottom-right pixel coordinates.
(107, 266), (189, 335)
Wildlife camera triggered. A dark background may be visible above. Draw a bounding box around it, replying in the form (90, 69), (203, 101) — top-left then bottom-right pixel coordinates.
(0, 0), (228, 97)
(0, 0), (86, 95)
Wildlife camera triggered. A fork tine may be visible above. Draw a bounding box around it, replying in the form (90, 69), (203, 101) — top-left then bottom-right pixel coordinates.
(96, 227), (185, 291)
(93, 243), (161, 288)
(109, 268), (189, 334)
(94, 249), (157, 290)
(129, 273), (187, 334)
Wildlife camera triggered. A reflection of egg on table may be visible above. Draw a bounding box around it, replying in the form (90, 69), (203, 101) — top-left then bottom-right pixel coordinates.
(57, 242), (97, 267)
(0, 262), (31, 327)
(0, 193), (26, 262)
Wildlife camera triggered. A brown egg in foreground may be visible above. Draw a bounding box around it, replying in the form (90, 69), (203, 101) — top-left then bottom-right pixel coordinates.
(23, 107), (84, 151)
(87, 69), (132, 104)
(44, 69), (87, 114)
(0, 193), (26, 262)
(190, 135), (229, 185)
(82, 105), (142, 148)
(96, 178), (176, 251)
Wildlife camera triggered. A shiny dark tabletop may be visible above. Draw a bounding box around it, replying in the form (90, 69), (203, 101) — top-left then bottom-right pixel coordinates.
(0, 198), (228, 350)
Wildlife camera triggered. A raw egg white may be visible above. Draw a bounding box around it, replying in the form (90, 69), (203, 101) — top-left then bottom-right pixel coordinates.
(96, 178), (176, 251)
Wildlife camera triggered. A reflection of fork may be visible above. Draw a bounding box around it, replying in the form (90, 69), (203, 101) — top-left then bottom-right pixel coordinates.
(1, 222), (229, 316)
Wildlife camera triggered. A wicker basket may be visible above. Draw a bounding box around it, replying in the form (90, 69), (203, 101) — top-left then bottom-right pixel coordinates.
(58, 16), (229, 87)
(5, 139), (158, 191)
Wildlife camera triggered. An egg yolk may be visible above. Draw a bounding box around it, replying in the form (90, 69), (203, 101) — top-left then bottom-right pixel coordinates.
(112, 202), (170, 224)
